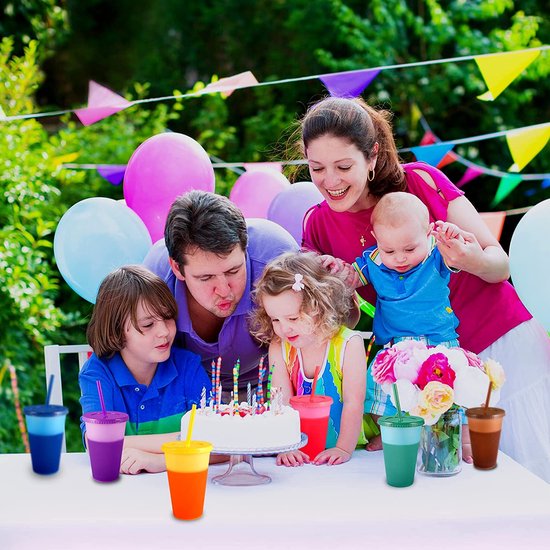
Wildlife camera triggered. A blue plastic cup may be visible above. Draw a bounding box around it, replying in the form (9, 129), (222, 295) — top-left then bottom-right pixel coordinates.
(24, 404), (68, 475)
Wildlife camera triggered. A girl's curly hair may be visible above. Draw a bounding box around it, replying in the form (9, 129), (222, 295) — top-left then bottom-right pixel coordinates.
(250, 251), (355, 344)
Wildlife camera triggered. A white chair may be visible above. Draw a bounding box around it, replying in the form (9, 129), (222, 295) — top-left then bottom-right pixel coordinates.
(44, 344), (92, 451)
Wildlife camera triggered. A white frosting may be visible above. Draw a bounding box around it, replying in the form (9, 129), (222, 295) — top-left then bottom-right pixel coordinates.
(180, 405), (301, 451)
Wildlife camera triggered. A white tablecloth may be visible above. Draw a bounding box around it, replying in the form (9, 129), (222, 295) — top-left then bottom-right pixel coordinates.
(1, 451), (549, 549)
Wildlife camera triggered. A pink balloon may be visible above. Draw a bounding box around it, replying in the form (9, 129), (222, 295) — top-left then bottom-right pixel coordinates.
(124, 133), (215, 242)
(267, 182), (323, 244)
(229, 169), (290, 218)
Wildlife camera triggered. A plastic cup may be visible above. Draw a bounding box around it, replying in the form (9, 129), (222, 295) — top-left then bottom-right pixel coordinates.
(162, 441), (213, 520)
(81, 411), (128, 482)
(24, 404), (69, 475)
(379, 415), (424, 487)
(289, 395), (333, 460)
(465, 407), (505, 470)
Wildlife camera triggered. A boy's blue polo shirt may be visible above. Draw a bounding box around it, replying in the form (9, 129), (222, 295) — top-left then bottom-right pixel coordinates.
(353, 239), (459, 345)
(79, 346), (210, 441)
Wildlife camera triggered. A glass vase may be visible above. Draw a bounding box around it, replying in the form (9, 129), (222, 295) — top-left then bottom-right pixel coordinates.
(418, 407), (462, 477)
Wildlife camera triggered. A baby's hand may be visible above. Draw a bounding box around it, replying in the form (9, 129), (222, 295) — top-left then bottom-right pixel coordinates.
(433, 220), (466, 244)
(120, 448), (166, 474)
(319, 254), (345, 274)
(312, 447), (351, 466)
(276, 450), (310, 467)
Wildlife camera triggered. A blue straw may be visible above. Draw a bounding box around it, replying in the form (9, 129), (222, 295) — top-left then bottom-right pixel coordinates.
(46, 374), (54, 405)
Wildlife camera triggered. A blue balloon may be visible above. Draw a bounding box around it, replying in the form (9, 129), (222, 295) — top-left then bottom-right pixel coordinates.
(267, 181), (323, 244)
(54, 197), (153, 303)
(509, 199), (550, 331)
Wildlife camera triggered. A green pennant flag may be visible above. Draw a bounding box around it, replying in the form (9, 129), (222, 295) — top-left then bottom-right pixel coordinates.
(491, 174), (523, 206)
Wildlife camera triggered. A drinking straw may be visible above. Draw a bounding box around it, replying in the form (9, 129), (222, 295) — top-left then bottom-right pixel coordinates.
(310, 365), (321, 402)
(96, 380), (106, 417)
(392, 383), (403, 419)
(484, 379), (493, 410)
(45, 374), (55, 405)
(185, 404), (197, 447)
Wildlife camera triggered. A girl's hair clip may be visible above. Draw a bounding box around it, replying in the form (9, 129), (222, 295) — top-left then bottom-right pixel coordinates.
(292, 273), (305, 292)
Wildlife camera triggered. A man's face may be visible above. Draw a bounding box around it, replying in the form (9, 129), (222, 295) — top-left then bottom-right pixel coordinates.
(169, 245), (247, 319)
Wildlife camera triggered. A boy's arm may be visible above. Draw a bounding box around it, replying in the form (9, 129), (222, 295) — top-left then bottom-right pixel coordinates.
(313, 335), (367, 465)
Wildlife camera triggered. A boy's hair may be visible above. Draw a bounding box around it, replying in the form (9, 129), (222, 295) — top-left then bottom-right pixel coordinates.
(250, 251), (354, 344)
(371, 191), (430, 232)
(87, 265), (178, 358)
(165, 190), (248, 267)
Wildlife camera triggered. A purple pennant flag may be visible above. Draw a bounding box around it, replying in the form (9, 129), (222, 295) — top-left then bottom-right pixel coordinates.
(97, 164), (127, 185)
(319, 69), (381, 98)
(410, 143), (455, 168)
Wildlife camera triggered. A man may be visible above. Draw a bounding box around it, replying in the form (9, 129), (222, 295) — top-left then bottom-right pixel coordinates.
(144, 190), (298, 397)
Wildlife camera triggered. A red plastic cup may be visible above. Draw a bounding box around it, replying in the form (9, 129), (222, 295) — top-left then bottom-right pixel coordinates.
(289, 395), (333, 459)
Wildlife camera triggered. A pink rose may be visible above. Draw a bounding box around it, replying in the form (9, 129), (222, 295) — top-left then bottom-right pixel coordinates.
(463, 349), (484, 369)
(371, 348), (400, 385)
(415, 353), (456, 390)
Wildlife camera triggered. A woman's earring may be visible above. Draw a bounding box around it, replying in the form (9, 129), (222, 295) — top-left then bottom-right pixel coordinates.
(367, 168), (376, 182)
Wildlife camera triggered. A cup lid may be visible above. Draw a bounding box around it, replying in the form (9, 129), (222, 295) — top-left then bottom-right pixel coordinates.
(23, 404), (68, 416)
(465, 407), (505, 419)
(289, 395), (333, 408)
(81, 411), (129, 424)
(378, 415), (424, 428)
(162, 441), (213, 455)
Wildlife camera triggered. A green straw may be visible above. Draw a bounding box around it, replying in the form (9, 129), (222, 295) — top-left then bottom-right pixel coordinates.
(392, 383), (403, 419)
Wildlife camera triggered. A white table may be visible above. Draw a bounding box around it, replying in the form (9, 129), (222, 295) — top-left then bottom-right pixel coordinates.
(1, 451), (549, 549)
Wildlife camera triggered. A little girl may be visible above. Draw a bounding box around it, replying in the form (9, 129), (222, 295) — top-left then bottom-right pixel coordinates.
(251, 251), (367, 466)
(79, 265), (211, 474)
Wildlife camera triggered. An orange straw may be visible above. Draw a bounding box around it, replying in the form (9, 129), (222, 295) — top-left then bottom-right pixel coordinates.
(310, 366), (321, 402)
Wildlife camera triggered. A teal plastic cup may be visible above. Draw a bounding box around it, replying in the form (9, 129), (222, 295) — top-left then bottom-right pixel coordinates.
(379, 415), (424, 487)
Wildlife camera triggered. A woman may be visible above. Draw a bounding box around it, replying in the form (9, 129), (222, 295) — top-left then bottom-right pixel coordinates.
(298, 96), (550, 482)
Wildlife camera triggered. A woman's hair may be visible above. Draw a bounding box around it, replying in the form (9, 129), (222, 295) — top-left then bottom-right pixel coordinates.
(87, 265), (178, 358)
(297, 97), (406, 197)
(250, 251), (354, 344)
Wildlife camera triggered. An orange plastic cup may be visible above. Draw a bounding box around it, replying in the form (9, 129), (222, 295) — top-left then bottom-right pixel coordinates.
(162, 440), (213, 520)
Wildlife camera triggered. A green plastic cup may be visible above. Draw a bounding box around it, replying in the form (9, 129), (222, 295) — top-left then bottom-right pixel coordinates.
(379, 415), (424, 488)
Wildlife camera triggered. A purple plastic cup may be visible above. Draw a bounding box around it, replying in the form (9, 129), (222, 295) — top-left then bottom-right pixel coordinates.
(81, 411), (128, 482)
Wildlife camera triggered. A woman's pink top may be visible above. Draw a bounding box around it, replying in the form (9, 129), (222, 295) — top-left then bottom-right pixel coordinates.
(302, 161), (531, 353)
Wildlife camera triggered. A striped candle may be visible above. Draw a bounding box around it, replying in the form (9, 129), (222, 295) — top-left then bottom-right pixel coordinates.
(266, 363), (275, 405)
(257, 356), (266, 407)
(210, 360), (216, 408)
(215, 356), (222, 411)
(233, 359), (240, 413)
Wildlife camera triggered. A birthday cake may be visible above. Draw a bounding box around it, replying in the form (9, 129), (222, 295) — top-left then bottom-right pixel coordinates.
(180, 403), (301, 451)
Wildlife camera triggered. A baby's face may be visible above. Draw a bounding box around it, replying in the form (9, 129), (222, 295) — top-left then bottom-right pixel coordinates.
(373, 221), (430, 273)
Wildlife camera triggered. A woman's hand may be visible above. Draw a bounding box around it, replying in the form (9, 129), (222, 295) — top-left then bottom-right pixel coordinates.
(435, 229), (485, 273)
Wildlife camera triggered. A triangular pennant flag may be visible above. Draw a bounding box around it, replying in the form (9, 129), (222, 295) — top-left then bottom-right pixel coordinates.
(475, 50), (541, 101)
(52, 152), (80, 167)
(420, 131), (437, 145)
(410, 103), (422, 129)
(97, 164), (127, 185)
(543, 178), (550, 189)
(202, 71), (258, 98)
(456, 166), (484, 188)
(243, 162), (283, 173)
(491, 174), (523, 206)
(436, 150), (458, 169)
(410, 143), (455, 167)
(75, 81), (132, 126)
(480, 211), (506, 241)
(319, 69), (380, 98)
(506, 126), (550, 172)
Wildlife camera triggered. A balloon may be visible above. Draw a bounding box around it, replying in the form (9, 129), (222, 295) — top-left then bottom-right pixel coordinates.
(509, 199), (550, 331)
(229, 169), (290, 219)
(54, 197), (153, 303)
(267, 181), (323, 244)
(123, 133), (215, 242)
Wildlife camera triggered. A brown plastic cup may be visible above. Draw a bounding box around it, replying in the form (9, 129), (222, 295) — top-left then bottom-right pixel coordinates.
(465, 407), (505, 470)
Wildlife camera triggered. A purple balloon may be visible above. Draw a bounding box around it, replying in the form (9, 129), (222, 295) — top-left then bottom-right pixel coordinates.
(123, 133), (215, 243)
(229, 169), (290, 219)
(267, 182), (324, 244)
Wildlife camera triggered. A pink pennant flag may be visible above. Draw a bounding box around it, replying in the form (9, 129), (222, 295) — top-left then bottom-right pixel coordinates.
(456, 166), (484, 188)
(319, 69), (380, 98)
(97, 164), (127, 185)
(480, 211), (506, 241)
(243, 162), (283, 173)
(75, 81), (132, 126)
(420, 131), (437, 145)
(202, 71), (258, 97)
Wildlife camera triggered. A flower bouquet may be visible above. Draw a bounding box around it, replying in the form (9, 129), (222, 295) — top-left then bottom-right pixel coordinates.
(372, 341), (506, 476)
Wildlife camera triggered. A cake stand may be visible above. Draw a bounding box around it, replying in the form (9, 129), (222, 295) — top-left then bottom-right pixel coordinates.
(211, 433), (307, 486)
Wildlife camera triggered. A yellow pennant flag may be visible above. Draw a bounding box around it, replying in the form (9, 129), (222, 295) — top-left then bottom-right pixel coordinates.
(410, 103), (422, 129)
(506, 125), (550, 172)
(52, 152), (80, 167)
(475, 50), (540, 101)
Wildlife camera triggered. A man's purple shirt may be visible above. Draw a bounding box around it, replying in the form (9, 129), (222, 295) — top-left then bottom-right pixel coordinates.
(143, 218), (298, 389)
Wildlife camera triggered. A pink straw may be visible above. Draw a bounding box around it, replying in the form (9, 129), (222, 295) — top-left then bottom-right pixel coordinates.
(96, 380), (107, 417)
(310, 366), (321, 402)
